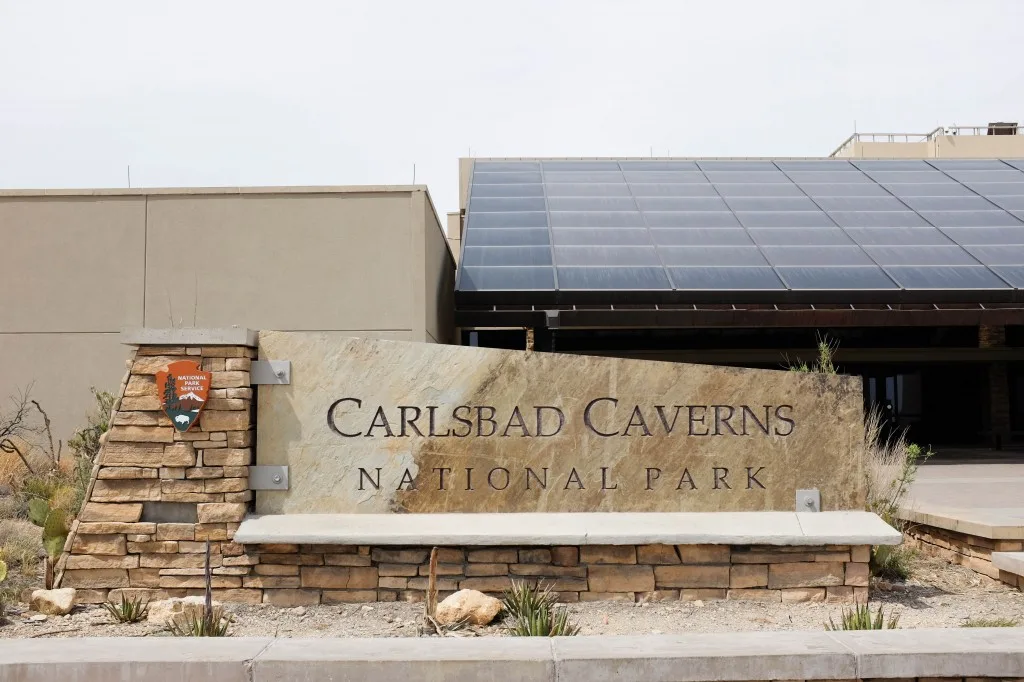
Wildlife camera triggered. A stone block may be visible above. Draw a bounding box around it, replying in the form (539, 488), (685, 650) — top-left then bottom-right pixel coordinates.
(132, 355), (188, 374)
(205, 478), (248, 493)
(510, 564), (587, 578)
(727, 588), (781, 602)
(128, 541), (179, 554)
(370, 548), (429, 564)
(459, 576), (513, 592)
(160, 575), (241, 589)
(178, 541), (219, 553)
(731, 551), (815, 564)
(377, 563), (420, 577)
(197, 503), (248, 523)
(107, 426), (174, 443)
(678, 545), (730, 564)
(768, 562), (845, 589)
(467, 548), (518, 563)
(118, 396), (163, 411)
(202, 358), (227, 372)
(300, 567), (379, 589)
(680, 589), (727, 601)
(225, 358), (251, 371)
(434, 548), (464, 563)
(407, 577), (459, 591)
(324, 554), (372, 567)
(850, 545), (871, 563)
(551, 546), (579, 567)
(417, 563), (464, 576)
(161, 480), (204, 494)
(321, 590), (379, 604)
(588, 565), (655, 592)
(207, 398), (247, 411)
(204, 588), (261, 604)
(654, 564), (730, 588)
(222, 466), (249, 478)
(125, 375), (156, 396)
(579, 592), (635, 602)
(845, 562), (869, 586)
(259, 543), (299, 553)
(71, 534), (127, 555)
(97, 467), (158, 480)
(549, 577), (589, 592)
(62, 569), (129, 588)
(243, 576), (301, 589)
(107, 588), (170, 603)
(519, 549), (552, 564)
(378, 577), (408, 589)
(101, 443), (165, 467)
(91, 479), (161, 502)
(201, 448), (252, 466)
(826, 586), (855, 602)
(256, 554), (322, 566)
(638, 590), (680, 602)
(814, 552), (852, 562)
(77, 522), (155, 535)
(113, 411), (170, 427)
(210, 371), (249, 389)
(160, 467), (186, 479)
(141, 553), (217, 569)
(65, 555), (139, 570)
(226, 430), (253, 447)
(71, 589), (109, 604)
(128, 568), (162, 587)
(580, 545), (636, 565)
(730, 564), (768, 588)
(200, 346), (249, 358)
(186, 467), (224, 479)
(637, 545), (681, 565)
(781, 587), (826, 602)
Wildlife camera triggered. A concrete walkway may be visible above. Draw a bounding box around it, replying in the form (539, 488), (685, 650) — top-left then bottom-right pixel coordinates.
(0, 630), (1021, 681)
(901, 461), (1024, 539)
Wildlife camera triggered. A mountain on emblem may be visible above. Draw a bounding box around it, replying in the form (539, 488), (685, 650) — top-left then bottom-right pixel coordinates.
(155, 361), (213, 433)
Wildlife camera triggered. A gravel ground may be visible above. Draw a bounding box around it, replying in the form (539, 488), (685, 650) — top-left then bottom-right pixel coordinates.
(2, 557), (1021, 638)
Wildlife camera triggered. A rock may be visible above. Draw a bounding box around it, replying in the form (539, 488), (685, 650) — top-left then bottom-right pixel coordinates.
(29, 614), (47, 622)
(290, 606), (307, 617)
(147, 596), (222, 627)
(435, 589), (502, 627)
(30, 589), (76, 616)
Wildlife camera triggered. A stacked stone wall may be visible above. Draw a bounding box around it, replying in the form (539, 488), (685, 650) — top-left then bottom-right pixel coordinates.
(905, 525), (1024, 590)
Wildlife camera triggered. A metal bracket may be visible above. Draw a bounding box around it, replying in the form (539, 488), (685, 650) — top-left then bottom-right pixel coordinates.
(251, 360), (291, 385)
(250, 466), (289, 490)
(796, 488), (820, 513)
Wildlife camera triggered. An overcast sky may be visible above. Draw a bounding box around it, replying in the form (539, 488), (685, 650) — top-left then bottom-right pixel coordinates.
(2, 1), (1022, 216)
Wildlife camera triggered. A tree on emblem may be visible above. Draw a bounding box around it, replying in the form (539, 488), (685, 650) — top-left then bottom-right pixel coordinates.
(163, 373), (178, 410)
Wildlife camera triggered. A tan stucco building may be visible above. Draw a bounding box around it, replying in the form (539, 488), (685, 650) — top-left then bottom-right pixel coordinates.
(1, 186), (454, 442)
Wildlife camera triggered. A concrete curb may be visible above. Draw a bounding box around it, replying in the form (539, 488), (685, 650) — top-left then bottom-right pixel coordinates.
(0, 630), (1021, 681)
(120, 326), (259, 347)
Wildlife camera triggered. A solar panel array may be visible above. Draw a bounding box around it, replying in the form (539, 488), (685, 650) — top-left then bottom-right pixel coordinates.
(456, 159), (1024, 298)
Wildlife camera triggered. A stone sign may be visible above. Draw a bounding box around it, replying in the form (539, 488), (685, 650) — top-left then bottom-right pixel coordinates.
(256, 332), (866, 514)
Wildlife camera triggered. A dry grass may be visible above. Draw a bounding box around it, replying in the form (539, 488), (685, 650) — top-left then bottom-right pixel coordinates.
(0, 519), (42, 577)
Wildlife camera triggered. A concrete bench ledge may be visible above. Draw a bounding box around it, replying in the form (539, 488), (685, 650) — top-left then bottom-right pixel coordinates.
(898, 503), (1024, 540)
(993, 551), (1024, 577)
(0, 629), (1022, 681)
(120, 326), (258, 347)
(233, 511), (902, 546)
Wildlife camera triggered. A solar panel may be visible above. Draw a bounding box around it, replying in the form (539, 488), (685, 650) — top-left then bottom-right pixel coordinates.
(457, 158), (1024, 300)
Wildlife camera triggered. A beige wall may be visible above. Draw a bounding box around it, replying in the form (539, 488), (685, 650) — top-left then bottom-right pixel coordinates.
(834, 135), (1024, 159)
(1, 187), (454, 444)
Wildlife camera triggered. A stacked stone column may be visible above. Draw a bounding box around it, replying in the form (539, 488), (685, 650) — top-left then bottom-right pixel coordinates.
(60, 339), (259, 604)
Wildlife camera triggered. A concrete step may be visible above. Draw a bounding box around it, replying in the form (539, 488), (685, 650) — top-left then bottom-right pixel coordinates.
(992, 551), (1024, 577)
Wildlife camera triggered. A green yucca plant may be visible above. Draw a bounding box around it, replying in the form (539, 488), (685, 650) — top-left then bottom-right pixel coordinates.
(102, 593), (149, 624)
(825, 602), (900, 631)
(168, 541), (231, 637)
(502, 579), (580, 637)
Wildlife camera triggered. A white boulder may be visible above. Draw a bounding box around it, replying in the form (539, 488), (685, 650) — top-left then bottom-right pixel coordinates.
(30, 588), (76, 616)
(435, 589), (502, 626)
(147, 596), (222, 627)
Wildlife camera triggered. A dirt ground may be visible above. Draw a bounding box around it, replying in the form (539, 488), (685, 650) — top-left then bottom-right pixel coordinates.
(2, 556), (1021, 638)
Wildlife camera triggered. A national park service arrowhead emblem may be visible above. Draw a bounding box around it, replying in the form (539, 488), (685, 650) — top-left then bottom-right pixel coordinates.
(156, 360), (212, 433)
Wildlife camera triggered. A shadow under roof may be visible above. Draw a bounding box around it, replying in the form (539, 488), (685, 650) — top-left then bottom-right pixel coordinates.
(455, 158), (1024, 306)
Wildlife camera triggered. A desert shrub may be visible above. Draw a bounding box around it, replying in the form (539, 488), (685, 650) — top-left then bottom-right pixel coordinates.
(825, 602), (900, 630)
(788, 337), (838, 374)
(962, 617), (1019, 627)
(0, 519), (42, 577)
(502, 580), (580, 637)
(102, 594), (150, 624)
(871, 543), (916, 581)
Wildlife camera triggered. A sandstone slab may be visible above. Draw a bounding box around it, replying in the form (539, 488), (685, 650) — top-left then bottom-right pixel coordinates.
(256, 333), (866, 514)
(30, 589), (76, 616)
